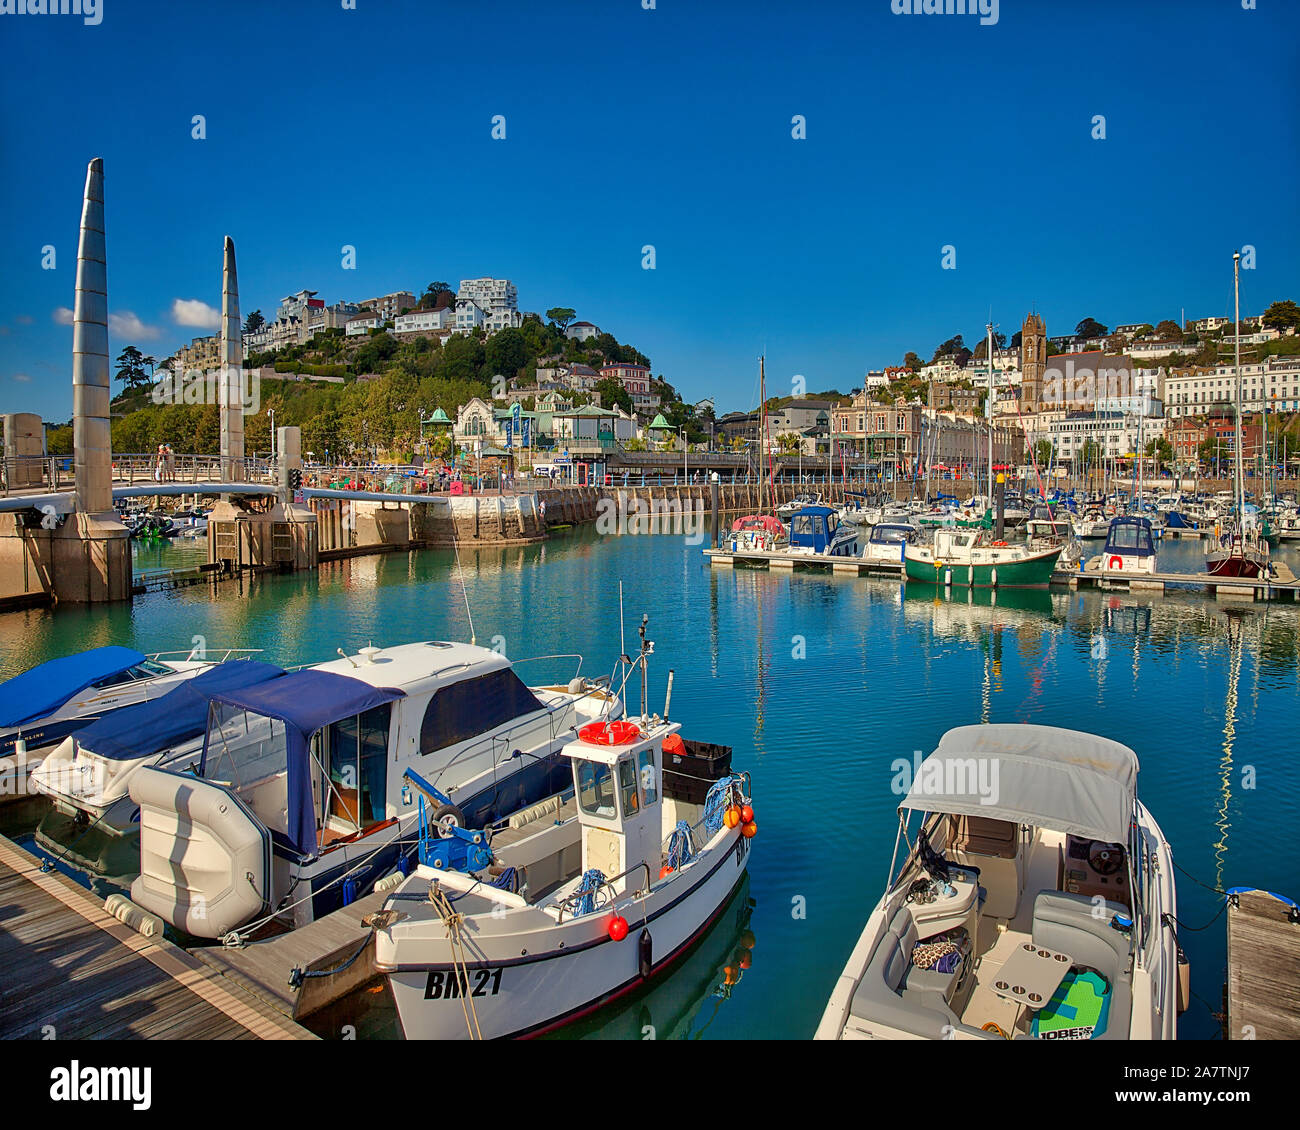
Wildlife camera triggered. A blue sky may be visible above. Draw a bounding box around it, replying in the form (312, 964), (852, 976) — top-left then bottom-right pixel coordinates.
(1, 0), (1297, 420)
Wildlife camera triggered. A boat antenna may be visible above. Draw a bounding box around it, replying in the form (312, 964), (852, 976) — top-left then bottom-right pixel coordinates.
(452, 530), (476, 646)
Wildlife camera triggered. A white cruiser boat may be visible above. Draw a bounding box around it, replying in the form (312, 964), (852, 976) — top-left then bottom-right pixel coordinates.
(1084, 516), (1159, 577)
(817, 725), (1180, 1041)
(127, 641), (619, 939)
(860, 522), (918, 567)
(30, 659), (287, 830)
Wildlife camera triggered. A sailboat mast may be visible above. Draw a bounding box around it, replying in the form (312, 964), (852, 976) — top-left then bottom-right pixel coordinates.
(1233, 251), (1245, 520)
(986, 321), (995, 502)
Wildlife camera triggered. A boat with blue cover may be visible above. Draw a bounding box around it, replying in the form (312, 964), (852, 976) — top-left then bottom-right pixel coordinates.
(30, 659), (287, 829)
(126, 641), (621, 939)
(785, 505), (857, 557)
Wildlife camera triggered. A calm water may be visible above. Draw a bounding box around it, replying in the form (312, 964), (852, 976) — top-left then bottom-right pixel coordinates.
(3, 529), (1299, 1040)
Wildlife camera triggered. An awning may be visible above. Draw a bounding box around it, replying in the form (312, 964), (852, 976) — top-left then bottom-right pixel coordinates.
(900, 724), (1138, 844)
(203, 670), (406, 857)
(73, 660), (286, 761)
(0, 645), (147, 728)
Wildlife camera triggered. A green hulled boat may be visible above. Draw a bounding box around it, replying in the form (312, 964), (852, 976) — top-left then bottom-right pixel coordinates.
(904, 527), (1062, 588)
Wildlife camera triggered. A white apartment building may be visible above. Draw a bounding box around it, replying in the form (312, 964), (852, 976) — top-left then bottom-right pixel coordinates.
(1047, 411), (1167, 463)
(394, 307), (456, 334)
(864, 370), (889, 390)
(1165, 358), (1300, 418)
(456, 278), (522, 334)
(359, 291), (417, 323)
(346, 311), (382, 337)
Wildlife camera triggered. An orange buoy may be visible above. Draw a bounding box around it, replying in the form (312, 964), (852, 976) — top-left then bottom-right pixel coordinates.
(740, 804), (754, 824)
(662, 733), (685, 756)
(608, 915), (629, 941)
(740, 931), (756, 949)
(579, 720), (641, 746)
(741, 821), (757, 839)
(723, 965), (738, 985)
(739, 952), (752, 970)
(724, 806), (741, 829)
(659, 865), (674, 879)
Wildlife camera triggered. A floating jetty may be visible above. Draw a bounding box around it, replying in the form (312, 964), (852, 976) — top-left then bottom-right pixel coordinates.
(1225, 889), (1300, 1040)
(0, 833), (315, 1040)
(703, 546), (1300, 602)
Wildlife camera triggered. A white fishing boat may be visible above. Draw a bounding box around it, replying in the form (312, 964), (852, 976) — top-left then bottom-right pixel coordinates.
(776, 493), (822, 519)
(126, 641), (620, 939)
(373, 620), (754, 1039)
(816, 724), (1181, 1041)
(860, 522), (919, 567)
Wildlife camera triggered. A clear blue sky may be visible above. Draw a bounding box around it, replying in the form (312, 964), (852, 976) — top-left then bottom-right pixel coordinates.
(1, 0), (1297, 420)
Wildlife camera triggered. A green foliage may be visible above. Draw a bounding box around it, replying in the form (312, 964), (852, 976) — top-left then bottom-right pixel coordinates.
(243, 310), (265, 334)
(1263, 299), (1300, 334)
(594, 377), (632, 414)
(546, 307), (576, 330)
(115, 345), (150, 392)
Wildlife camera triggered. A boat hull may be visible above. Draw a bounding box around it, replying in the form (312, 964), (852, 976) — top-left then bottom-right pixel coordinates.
(904, 547), (1062, 588)
(383, 829), (750, 1039)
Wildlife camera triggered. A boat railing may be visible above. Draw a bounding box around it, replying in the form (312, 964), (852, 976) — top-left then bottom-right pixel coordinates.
(554, 861), (652, 923)
(149, 647), (264, 664)
(510, 653), (584, 684)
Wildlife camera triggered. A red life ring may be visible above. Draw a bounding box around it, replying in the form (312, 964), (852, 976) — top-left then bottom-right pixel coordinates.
(992, 541), (1008, 547)
(1108, 555), (1123, 570)
(578, 720), (641, 746)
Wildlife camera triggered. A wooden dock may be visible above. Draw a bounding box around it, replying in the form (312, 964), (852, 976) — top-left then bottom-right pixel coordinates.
(0, 834), (316, 1039)
(704, 547), (903, 576)
(1225, 888), (1300, 1040)
(193, 887), (391, 1021)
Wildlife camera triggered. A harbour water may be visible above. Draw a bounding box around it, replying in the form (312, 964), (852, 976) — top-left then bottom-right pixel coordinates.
(2, 528), (1298, 1040)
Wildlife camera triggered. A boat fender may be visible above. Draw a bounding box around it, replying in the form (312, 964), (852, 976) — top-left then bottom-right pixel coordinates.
(103, 894), (163, 938)
(638, 927), (653, 979)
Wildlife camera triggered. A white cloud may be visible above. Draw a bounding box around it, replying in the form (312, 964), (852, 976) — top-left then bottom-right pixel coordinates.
(171, 298), (221, 329)
(13, 373), (32, 382)
(53, 307), (74, 325)
(108, 311), (162, 341)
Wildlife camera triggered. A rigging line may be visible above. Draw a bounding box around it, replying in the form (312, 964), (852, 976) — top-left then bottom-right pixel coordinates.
(451, 525), (476, 646)
(1163, 900), (1228, 934)
(1172, 856), (1229, 896)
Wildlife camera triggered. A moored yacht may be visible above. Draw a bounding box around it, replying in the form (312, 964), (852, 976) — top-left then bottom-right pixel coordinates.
(785, 505), (857, 557)
(905, 528), (1062, 589)
(1086, 516), (1159, 577)
(816, 724), (1180, 1040)
(126, 641), (620, 940)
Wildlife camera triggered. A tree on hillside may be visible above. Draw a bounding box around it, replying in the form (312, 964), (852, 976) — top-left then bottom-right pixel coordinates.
(1263, 300), (1300, 334)
(419, 283), (455, 310)
(903, 351), (922, 373)
(244, 310), (265, 335)
(594, 377), (632, 415)
(485, 327), (528, 380)
(1075, 318), (1108, 339)
(115, 345), (149, 392)
(1009, 331), (1022, 349)
(931, 335), (965, 363)
(546, 307), (576, 331)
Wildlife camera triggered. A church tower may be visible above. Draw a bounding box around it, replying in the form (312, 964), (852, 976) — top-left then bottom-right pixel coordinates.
(1020, 312), (1047, 411)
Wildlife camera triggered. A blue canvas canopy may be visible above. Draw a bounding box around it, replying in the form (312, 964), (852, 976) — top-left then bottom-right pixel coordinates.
(1104, 516), (1156, 558)
(202, 670), (405, 857)
(72, 660), (286, 761)
(0, 645), (146, 728)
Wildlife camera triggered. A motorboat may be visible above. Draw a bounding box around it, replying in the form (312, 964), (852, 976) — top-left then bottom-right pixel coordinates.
(1073, 509), (1112, 539)
(30, 659), (287, 830)
(816, 724), (1180, 1041)
(776, 493), (823, 519)
(1024, 503), (1072, 542)
(0, 644), (243, 760)
(727, 514), (788, 552)
(905, 528), (1063, 589)
(127, 641), (621, 939)
(372, 621), (754, 1039)
(1085, 516), (1158, 577)
(861, 522), (919, 568)
(785, 505), (857, 558)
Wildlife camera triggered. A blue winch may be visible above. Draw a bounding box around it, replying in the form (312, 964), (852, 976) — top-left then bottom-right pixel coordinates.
(403, 767), (494, 873)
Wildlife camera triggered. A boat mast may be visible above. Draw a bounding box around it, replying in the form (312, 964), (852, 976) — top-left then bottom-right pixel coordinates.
(986, 321), (995, 502)
(1233, 251), (1245, 528)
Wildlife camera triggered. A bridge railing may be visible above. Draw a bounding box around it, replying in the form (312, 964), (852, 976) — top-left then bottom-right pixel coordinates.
(0, 455), (73, 496)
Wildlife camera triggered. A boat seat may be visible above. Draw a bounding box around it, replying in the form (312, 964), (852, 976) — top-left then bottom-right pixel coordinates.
(1028, 891), (1133, 1040)
(945, 815), (1024, 919)
(849, 907), (993, 1040)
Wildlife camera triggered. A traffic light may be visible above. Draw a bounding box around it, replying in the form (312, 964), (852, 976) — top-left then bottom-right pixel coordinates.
(289, 468), (302, 490)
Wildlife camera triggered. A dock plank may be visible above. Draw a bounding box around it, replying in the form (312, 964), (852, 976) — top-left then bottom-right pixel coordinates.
(1226, 889), (1300, 1040)
(0, 834), (316, 1040)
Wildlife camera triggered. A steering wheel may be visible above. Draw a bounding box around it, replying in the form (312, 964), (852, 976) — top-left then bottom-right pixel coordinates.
(1089, 841), (1125, 876)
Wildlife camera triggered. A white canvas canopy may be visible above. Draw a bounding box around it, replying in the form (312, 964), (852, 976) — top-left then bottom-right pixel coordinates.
(900, 724), (1139, 844)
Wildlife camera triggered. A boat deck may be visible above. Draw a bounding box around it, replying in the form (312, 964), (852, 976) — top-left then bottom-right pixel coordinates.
(0, 834), (314, 1039)
(1225, 888), (1300, 1040)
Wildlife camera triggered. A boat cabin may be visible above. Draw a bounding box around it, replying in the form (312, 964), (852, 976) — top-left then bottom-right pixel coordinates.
(1101, 517), (1157, 574)
(864, 523), (917, 563)
(565, 722), (669, 896)
(789, 505), (854, 556)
